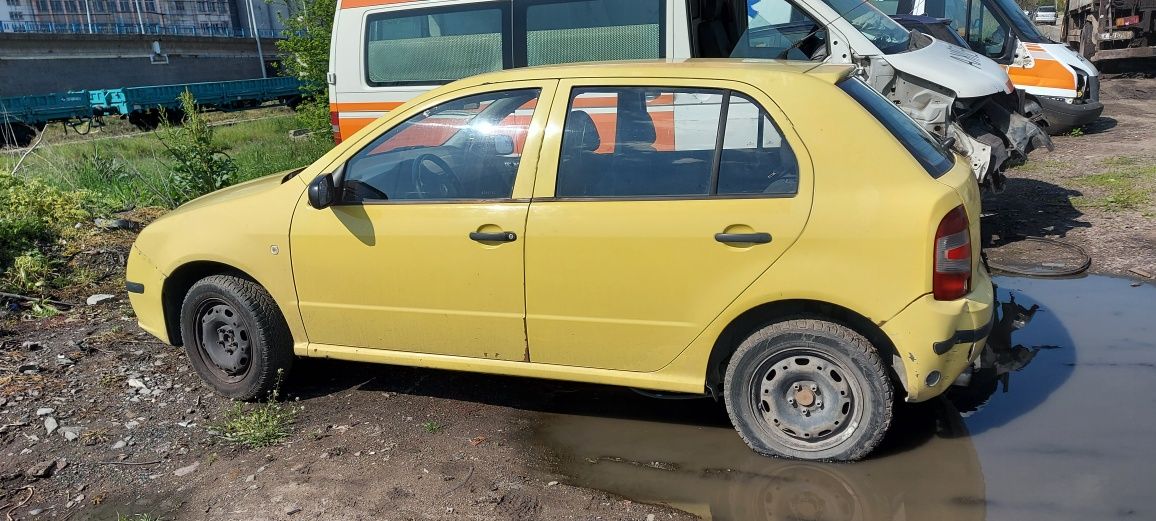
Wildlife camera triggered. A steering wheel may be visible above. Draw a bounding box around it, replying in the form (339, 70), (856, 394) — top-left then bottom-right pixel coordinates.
(410, 153), (462, 199)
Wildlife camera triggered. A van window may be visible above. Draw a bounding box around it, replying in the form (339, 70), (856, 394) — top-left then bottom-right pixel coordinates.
(555, 87), (797, 198)
(838, 78), (954, 177)
(966, 0), (1010, 58)
(521, 0), (664, 66)
(733, 0), (829, 60)
(365, 4), (509, 86)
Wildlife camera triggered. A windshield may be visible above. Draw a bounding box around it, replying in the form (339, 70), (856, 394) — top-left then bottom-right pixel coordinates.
(813, 0), (912, 53)
(999, 0), (1050, 41)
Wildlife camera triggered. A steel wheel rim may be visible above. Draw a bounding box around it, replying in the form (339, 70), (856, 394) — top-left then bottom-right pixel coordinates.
(193, 298), (252, 383)
(748, 347), (864, 453)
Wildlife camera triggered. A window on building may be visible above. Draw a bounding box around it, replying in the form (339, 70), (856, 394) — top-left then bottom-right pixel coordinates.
(174, 0), (184, 11)
(11, 10), (25, 18)
(144, 0), (154, 10)
(6, 0), (20, 6)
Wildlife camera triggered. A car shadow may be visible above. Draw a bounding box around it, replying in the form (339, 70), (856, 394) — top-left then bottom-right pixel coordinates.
(981, 177), (1091, 246)
(1083, 116), (1117, 134)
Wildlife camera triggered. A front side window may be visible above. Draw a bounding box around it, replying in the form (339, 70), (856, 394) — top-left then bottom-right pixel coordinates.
(736, 0), (829, 60)
(966, 0), (1010, 58)
(521, 0), (664, 66)
(839, 78), (954, 177)
(556, 87), (798, 198)
(342, 89), (540, 202)
(365, 4), (509, 86)
(809, 0), (912, 53)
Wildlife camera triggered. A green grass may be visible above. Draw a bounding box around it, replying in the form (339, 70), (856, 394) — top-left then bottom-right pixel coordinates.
(1072, 156), (1156, 212)
(1008, 158), (1065, 176)
(421, 421), (443, 433)
(2, 115), (331, 209)
(216, 400), (297, 448)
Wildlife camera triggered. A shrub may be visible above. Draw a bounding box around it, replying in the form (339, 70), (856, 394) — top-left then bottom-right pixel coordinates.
(158, 91), (237, 206)
(0, 172), (91, 285)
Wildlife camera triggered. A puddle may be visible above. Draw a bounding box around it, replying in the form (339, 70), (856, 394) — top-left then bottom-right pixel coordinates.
(537, 275), (1156, 520)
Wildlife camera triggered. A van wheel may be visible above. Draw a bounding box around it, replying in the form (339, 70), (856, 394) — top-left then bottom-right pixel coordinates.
(724, 319), (893, 461)
(180, 275), (293, 401)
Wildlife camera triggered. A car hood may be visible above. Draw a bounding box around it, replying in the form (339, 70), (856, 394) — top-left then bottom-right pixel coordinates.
(886, 38), (1014, 98)
(1038, 42), (1100, 77)
(166, 171), (293, 218)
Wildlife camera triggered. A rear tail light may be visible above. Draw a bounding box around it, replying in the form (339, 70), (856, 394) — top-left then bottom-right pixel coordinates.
(330, 108), (342, 144)
(933, 205), (972, 301)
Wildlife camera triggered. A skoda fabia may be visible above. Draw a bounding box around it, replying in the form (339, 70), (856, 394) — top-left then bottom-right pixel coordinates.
(127, 60), (993, 461)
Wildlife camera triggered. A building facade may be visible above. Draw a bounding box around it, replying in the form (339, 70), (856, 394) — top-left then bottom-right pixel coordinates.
(1, 0), (294, 37)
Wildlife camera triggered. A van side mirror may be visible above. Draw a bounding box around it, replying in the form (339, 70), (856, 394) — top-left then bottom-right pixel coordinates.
(493, 134), (515, 155)
(308, 173), (337, 209)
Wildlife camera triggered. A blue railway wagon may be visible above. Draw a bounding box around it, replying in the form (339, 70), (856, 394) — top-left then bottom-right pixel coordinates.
(92, 77), (302, 117)
(0, 91), (91, 146)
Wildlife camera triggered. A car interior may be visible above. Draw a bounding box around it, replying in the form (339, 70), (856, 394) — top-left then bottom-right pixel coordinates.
(692, 0), (830, 61)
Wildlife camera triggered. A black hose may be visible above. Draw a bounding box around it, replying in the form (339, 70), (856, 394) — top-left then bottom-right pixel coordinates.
(985, 236), (1092, 277)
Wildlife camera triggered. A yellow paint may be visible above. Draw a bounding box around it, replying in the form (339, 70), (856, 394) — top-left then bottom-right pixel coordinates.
(126, 60), (992, 403)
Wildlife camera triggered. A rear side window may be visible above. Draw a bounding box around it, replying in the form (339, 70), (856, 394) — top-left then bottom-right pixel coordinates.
(838, 78), (954, 177)
(556, 87), (798, 198)
(365, 4), (510, 86)
(521, 0), (665, 66)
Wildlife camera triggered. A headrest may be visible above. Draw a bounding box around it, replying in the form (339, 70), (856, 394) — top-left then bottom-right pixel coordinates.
(564, 110), (601, 153)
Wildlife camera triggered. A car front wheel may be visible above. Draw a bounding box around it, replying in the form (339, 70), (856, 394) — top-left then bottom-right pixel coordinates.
(180, 274), (293, 401)
(724, 319), (893, 461)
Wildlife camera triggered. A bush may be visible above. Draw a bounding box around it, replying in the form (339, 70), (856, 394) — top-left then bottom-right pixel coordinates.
(158, 91), (237, 206)
(0, 172), (91, 286)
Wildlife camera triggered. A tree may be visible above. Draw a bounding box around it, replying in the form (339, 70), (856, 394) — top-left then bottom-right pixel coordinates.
(276, 0), (337, 134)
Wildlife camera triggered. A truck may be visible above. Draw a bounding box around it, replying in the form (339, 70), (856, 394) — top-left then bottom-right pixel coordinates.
(1064, 0), (1156, 63)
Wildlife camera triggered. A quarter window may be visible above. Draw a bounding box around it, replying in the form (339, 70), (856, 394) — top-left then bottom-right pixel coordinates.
(342, 89), (540, 202)
(556, 87), (798, 198)
(522, 0), (664, 66)
(365, 4), (509, 86)
(839, 78), (954, 177)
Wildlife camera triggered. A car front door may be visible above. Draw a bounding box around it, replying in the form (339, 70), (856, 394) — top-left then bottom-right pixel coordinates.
(524, 79), (813, 372)
(291, 81), (556, 361)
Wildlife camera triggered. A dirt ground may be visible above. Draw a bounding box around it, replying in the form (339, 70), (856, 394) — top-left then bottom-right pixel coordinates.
(1, 77), (1154, 521)
(984, 75), (1156, 279)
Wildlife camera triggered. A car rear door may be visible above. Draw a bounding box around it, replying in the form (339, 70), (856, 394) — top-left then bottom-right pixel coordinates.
(524, 78), (814, 372)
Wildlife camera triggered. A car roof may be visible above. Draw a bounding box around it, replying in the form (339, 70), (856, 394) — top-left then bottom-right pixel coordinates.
(452, 59), (856, 89)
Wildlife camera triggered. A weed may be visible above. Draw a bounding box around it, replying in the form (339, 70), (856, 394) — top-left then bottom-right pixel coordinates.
(1, 251), (59, 296)
(1072, 157), (1156, 211)
(1068, 126), (1085, 137)
(215, 370), (296, 448)
(24, 300), (61, 319)
(422, 421), (443, 433)
(157, 91), (238, 206)
(117, 514), (161, 521)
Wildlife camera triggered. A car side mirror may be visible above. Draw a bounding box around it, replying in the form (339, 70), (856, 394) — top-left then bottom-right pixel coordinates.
(308, 173), (337, 209)
(493, 134), (515, 155)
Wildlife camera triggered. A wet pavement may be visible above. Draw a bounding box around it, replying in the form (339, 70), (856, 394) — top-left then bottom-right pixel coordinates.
(537, 275), (1156, 520)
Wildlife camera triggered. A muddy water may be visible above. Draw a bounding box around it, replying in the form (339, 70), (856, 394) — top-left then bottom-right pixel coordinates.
(537, 276), (1156, 521)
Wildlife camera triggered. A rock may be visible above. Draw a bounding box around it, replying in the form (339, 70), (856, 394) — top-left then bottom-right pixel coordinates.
(173, 462), (200, 477)
(127, 379), (146, 389)
(44, 417), (58, 435)
(20, 341), (42, 350)
(18, 363), (42, 374)
(647, 515), (656, 521)
(25, 460), (57, 479)
(56, 356), (75, 367)
(93, 218), (136, 230)
(285, 506), (302, 515)
(111, 440), (127, 450)
(86, 294), (116, 306)
(36, 407), (55, 416)
(28, 508), (44, 515)
(59, 427), (82, 441)
(546, 481), (559, 487)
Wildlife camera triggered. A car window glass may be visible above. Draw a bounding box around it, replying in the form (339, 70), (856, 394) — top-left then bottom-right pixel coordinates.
(556, 87), (798, 198)
(365, 5), (508, 86)
(343, 89), (540, 202)
(736, 0), (829, 60)
(838, 78), (953, 177)
(718, 94), (799, 195)
(966, 0), (1008, 57)
(522, 0), (664, 66)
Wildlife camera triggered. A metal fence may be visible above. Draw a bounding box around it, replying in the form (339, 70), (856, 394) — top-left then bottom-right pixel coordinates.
(0, 21), (281, 38)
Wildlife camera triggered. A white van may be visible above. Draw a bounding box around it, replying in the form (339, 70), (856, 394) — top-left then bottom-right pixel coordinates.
(329, 0), (1051, 187)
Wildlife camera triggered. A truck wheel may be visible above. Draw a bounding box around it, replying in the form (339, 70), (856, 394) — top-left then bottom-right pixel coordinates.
(1081, 21), (1096, 60)
(724, 319), (894, 461)
(180, 275), (293, 401)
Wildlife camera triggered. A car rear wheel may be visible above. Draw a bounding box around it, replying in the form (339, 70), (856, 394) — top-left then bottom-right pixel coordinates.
(180, 275), (293, 401)
(724, 319), (893, 461)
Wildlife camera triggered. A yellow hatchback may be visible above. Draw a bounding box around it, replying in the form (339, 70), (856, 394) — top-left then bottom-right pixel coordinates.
(126, 60), (993, 461)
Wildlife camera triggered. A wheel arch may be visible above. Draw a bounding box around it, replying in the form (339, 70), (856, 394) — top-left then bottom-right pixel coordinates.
(705, 299), (907, 397)
(161, 260), (263, 346)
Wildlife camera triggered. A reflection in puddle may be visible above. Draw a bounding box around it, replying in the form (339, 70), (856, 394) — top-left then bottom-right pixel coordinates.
(538, 276), (1156, 520)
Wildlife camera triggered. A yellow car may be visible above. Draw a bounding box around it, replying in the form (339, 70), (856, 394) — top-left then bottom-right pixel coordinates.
(126, 60), (993, 461)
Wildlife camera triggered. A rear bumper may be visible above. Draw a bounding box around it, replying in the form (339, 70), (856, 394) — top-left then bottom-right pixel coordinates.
(1039, 97), (1104, 134)
(882, 268), (995, 402)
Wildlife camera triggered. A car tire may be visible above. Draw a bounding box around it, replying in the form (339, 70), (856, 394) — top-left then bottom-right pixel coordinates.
(180, 275), (293, 401)
(724, 318), (893, 461)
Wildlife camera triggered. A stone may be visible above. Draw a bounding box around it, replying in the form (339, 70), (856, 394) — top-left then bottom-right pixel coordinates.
(93, 218), (136, 230)
(20, 341), (42, 350)
(86, 294), (116, 306)
(127, 379), (146, 389)
(111, 440), (127, 450)
(43, 417), (58, 435)
(35, 407), (54, 416)
(60, 427), (82, 441)
(173, 462), (200, 477)
(25, 460), (56, 479)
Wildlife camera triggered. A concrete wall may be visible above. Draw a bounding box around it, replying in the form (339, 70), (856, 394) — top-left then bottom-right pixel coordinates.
(0, 32), (283, 96)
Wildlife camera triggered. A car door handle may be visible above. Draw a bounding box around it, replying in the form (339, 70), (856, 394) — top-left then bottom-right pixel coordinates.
(470, 231), (518, 243)
(715, 232), (773, 244)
